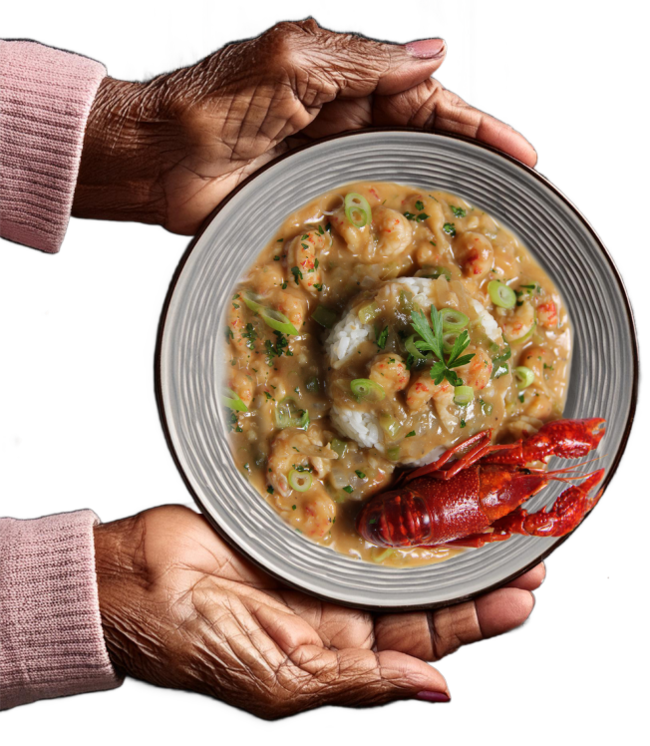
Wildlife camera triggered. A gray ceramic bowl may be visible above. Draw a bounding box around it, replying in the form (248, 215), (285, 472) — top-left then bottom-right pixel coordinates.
(156, 130), (637, 610)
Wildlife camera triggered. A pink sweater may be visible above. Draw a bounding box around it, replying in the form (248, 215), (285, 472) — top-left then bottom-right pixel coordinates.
(0, 41), (122, 709)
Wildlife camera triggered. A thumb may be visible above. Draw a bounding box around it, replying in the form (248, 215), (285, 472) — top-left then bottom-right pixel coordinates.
(249, 19), (447, 102)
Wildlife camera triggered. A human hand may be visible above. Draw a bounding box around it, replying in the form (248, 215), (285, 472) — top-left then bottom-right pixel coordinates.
(72, 19), (536, 235)
(94, 504), (543, 719)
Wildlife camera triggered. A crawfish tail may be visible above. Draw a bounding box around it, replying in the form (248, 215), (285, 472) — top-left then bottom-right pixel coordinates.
(357, 489), (433, 548)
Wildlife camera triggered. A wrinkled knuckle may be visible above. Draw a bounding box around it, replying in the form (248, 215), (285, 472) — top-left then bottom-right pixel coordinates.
(431, 602), (479, 659)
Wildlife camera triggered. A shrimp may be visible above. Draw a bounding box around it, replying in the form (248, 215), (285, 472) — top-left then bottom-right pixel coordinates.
(405, 371), (452, 412)
(287, 228), (329, 295)
(536, 298), (559, 328)
(301, 485), (336, 540)
(331, 206), (413, 261)
(369, 353), (410, 393)
(227, 298), (254, 354)
(273, 290), (307, 330)
(458, 347), (493, 391)
(371, 207), (413, 258)
(228, 372), (254, 409)
(519, 345), (554, 389)
(267, 427), (338, 497)
(498, 300), (536, 343)
(453, 231), (494, 280)
(330, 209), (371, 256)
(523, 389), (554, 420)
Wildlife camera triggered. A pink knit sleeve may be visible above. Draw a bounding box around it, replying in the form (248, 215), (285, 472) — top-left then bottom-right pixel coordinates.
(0, 41), (106, 253)
(0, 511), (122, 710)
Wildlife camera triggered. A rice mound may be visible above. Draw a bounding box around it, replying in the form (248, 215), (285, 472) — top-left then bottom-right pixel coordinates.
(324, 277), (503, 457)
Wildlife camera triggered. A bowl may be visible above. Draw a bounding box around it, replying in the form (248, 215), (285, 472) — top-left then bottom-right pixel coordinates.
(155, 129), (637, 611)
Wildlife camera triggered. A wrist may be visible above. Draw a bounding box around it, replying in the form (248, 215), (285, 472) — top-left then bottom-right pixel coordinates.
(93, 515), (146, 676)
(72, 76), (166, 225)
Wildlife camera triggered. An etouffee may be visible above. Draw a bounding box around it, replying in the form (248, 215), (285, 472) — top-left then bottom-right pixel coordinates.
(223, 182), (571, 566)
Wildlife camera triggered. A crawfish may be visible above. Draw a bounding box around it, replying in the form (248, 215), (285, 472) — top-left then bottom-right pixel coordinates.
(357, 418), (606, 548)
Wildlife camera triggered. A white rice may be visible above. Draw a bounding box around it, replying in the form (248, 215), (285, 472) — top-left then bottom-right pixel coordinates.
(393, 277), (434, 310)
(470, 299), (502, 343)
(325, 309), (373, 368)
(330, 406), (383, 450)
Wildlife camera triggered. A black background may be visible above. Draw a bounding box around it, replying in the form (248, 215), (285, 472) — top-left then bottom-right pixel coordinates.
(0, 0), (624, 728)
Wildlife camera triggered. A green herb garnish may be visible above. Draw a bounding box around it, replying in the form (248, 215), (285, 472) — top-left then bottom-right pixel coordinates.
(355, 470), (366, 479)
(376, 325), (389, 350)
(410, 306), (475, 386)
(405, 430), (416, 438)
(343, 485), (354, 494)
(291, 266), (303, 285)
(443, 222), (456, 237)
(450, 205), (466, 218)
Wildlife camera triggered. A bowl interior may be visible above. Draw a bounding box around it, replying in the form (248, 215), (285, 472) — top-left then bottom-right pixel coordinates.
(157, 130), (637, 610)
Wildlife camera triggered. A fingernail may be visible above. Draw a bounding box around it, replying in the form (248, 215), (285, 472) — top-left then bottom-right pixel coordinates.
(405, 38), (446, 59)
(415, 690), (451, 703)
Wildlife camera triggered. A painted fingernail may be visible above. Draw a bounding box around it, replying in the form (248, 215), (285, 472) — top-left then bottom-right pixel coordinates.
(415, 690), (451, 703)
(405, 38), (446, 59)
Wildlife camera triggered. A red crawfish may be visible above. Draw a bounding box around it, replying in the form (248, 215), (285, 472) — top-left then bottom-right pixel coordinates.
(357, 418), (606, 548)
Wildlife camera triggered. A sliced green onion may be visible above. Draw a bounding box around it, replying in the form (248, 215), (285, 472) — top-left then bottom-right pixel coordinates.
(440, 308), (469, 333)
(288, 469), (312, 492)
(387, 446), (401, 461)
(488, 280), (516, 309)
(404, 334), (429, 360)
(275, 398), (309, 429)
(344, 192), (372, 228)
(330, 438), (348, 458)
(416, 266), (452, 281)
(355, 470), (366, 479)
(453, 385), (475, 406)
(260, 308), (299, 335)
(330, 438), (348, 457)
(222, 388), (248, 412)
(480, 399), (493, 416)
(350, 378), (386, 402)
(380, 413), (400, 438)
(358, 302), (381, 324)
(305, 376), (319, 393)
(242, 292), (265, 314)
(514, 366), (535, 389)
(373, 548), (395, 563)
(442, 331), (460, 355)
(398, 291), (414, 316)
(312, 305), (338, 329)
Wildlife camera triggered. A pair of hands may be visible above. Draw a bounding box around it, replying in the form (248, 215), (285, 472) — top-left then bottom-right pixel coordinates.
(80, 20), (541, 718)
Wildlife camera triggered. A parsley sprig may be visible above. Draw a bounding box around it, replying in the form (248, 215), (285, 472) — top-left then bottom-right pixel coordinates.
(410, 306), (475, 386)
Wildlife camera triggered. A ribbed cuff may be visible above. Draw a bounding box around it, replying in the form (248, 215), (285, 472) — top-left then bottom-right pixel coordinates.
(0, 40), (106, 253)
(0, 510), (122, 710)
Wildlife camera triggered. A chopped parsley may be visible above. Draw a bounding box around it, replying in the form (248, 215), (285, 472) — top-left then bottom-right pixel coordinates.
(242, 322), (257, 350)
(376, 325), (389, 350)
(460, 419), (467, 428)
(343, 485), (354, 494)
(450, 205), (466, 218)
(415, 200), (424, 211)
(273, 255), (280, 261)
(442, 222), (456, 237)
(355, 470), (366, 479)
(291, 266), (303, 285)
(267, 485), (274, 494)
(404, 211), (429, 222)
(405, 430), (416, 438)
(264, 391), (273, 401)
